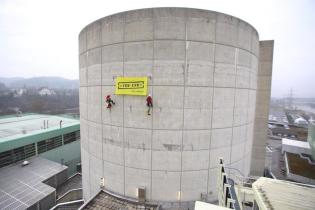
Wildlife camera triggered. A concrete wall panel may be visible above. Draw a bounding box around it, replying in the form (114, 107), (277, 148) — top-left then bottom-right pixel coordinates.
(89, 155), (103, 196)
(214, 63), (236, 87)
(87, 22), (101, 50)
(101, 13), (124, 45)
(125, 148), (151, 169)
(152, 150), (181, 171)
(183, 130), (211, 151)
(124, 41), (153, 61)
(87, 65), (101, 86)
(181, 170), (208, 201)
(125, 9), (153, 42)
(211, 128), (232, 149)
(153, 61), (184, 85)
(186, 10), (216, 42)
(125, 167), (151, 199)
(152, 171), (180, 201)
(87, 86), (101, 123)
(88, 122), (103, 159)
(216, 14), (239, 47)
(125, 128), (152, 149)
(187, 61), (214, 86)
(237, 21), (252, 51)
(79, 87), (88, 119)
(182, 150), (209, 171)
(152, 130), (182, 151)
(81, 148), (90, 199)
(103, 161), (124, 194)
(80, 119), (89, 150)
(153, 8), (186, 40)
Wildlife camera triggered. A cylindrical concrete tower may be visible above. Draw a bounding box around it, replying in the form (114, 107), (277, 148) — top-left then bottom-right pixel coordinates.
(79, 7), (262, 207)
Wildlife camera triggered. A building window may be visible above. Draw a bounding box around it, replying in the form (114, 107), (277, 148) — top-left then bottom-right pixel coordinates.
(37, 135), (62, 154)
(0, 143), (36, 168)
(64, 131), (80, 145)
(0, 151), (13, 168)
(13, 143), (36, 162)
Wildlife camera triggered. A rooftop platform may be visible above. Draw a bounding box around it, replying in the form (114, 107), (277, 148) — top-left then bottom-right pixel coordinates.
(282, 138), (311, 156)
(253, 177), (315, 210)
(0, 156), (67, 210)
(80, 190), (159, 210)
(0, 114), (79, 152)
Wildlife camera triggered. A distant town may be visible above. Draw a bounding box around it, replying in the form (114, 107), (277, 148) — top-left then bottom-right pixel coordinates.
(0, 77), (79, 116)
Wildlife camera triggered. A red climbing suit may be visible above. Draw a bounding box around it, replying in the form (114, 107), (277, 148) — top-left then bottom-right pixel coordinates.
(146, 95), (153, 107)
(106, 95), (115, 109)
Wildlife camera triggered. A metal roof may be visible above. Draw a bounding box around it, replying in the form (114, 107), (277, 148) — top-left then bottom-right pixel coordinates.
(0, 114), (79, 152)
(79, 190), (159, 210)
(252, 177), (315, 210)
(0, 156), (67, 210)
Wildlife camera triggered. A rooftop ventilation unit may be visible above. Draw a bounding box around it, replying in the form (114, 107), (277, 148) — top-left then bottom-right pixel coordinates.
(21, 160), (30, 167)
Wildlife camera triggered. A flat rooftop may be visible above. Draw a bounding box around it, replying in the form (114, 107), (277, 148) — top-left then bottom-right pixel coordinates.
(282, 138), (311, 149)
(80, 190), (158, 210)
(0, 114), (79, 152)
(253, 177), (315, 210)
(0, 156), (67, 210)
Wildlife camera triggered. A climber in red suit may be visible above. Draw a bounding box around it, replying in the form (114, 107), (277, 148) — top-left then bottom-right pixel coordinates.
(146, 94), (153, 115)
(106, 95), (115, 109)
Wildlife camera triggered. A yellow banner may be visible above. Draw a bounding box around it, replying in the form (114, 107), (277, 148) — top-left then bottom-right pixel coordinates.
(115, 77), (148, 96)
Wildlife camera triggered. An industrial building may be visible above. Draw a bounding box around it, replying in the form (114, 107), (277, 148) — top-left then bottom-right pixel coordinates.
(281, 122), (315, 185)
(217, 158), (315, 210)
(0, 114), (82, 210)
(0, 114), (81, 175)
(79, 7), (274, 208)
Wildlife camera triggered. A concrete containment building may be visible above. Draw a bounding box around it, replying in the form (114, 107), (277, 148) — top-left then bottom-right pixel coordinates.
(79, 7), (273, 208)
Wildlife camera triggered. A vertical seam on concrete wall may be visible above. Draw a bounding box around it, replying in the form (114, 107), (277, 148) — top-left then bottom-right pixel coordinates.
(207, 13), (217, 197)
(85, 26), (91, 198)
(150, 8), (154, 201)
(243, 32), (254, 175)
(229, 41), (239, 173)
(179, 9), (188, 205)
(248, 31), (260, 174)
(122, 13), (126, 196)
(100, 21), (104, 179)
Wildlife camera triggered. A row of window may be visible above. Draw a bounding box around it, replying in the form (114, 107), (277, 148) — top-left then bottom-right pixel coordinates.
(0, 144), (36, 168)
(0, 131), (80, 168)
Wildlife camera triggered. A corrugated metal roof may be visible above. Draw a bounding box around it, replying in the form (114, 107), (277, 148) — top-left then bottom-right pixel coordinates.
(80, 190), (159, 210)
(253, 177), (315, 210)
(0, 156), (67, 210)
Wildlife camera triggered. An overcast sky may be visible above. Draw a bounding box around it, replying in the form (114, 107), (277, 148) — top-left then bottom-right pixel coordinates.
(0, 0), (314, 98)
